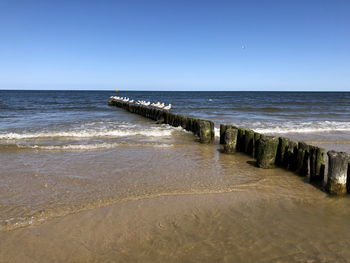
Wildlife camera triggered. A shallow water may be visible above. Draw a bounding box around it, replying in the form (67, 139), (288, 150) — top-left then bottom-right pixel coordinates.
(2, 163), (350, 263)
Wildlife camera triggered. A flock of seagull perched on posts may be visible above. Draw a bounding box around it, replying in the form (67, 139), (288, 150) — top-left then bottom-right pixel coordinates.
(110, 96), (172, 110)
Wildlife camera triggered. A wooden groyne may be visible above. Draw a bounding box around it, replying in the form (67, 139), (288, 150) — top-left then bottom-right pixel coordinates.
(108, 97), (349, 196)
(108, 98), (215, 143)
(220, 124), (350, 196)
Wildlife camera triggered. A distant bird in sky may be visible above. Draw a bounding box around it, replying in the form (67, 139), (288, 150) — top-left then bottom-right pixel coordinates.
(241, 45), (246, 49)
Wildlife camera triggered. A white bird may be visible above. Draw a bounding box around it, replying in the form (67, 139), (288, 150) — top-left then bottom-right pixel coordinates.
(163, 104), (172, 110)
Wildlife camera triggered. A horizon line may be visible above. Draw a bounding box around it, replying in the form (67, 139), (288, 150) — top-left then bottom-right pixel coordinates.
(0, 89), (350, 93)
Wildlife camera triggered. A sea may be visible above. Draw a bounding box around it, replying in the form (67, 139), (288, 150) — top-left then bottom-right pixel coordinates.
(1, 90), (350, 151)
(1, 90), (350, 262)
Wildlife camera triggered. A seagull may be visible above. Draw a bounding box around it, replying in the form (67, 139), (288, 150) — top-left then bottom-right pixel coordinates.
(163, 104), (172, 110)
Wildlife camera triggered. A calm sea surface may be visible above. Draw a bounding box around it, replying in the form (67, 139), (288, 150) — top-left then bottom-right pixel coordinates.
(1, 90), (350, 262)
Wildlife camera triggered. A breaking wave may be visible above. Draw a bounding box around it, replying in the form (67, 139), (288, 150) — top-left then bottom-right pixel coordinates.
(0, 127), (174, 140)
(253, 121), (350, 134)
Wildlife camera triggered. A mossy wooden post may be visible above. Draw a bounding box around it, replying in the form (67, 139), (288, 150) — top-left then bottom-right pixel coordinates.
(185, 118), (193, 132)
(168, 113), (175, 126)
(253, 132), (263, 158)
(155, 110), (165, 124)
(244, 129), (255, 156)
(199, 120), (214, 144)
(309, 146), (326, 182)
(180, 116), (188, 129)
(174, 114), (180, 127)
(191, 118), (198, 134)
(285, 141), (298, 171)
(295, 142), (310, 176)
(220, 125), (236, 145)
(180, 115), (187, 129)
(256, 136), (279, 169)
(223, 128), (238, 154)
(326, 151), (349, 195)
(276, 137), (289, 167)
(173, 115), (179, 127)
(237, 128), (246, 152)
(220, 124), (227, 144)
(150, 108), (155, 120)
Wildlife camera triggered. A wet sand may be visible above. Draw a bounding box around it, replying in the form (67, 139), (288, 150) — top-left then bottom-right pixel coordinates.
(2, 148), (350, 262)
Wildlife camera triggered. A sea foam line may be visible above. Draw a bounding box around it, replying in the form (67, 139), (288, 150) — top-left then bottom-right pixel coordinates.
(255, 126), (350, 134)
(0, 128), (173, 140)
(14, 142), (174, 150)
(226, 121), (350, 134)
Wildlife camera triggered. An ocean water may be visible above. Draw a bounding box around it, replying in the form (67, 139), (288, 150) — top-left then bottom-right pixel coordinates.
(1, 90), (350, 151)
(1, 90), (350, 262)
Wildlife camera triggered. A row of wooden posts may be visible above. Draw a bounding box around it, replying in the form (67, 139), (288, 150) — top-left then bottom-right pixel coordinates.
(108, 99), (215, 143)
(220, 124), (350, 196)
(108, 98), (350, 196)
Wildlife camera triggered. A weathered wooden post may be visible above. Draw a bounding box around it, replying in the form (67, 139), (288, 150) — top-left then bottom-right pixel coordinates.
(220, 124), (228, 144)
(253, 132), (263, 158)
(244, 129), (255, 156)
(190, 119), (198, 136)
(309, 146), (326, 182)
(295, 142), (310, 176)
(198, 120), (214, 144)
(185, 117), (193, 132)
(168, 113), (175, 126)
(223, 128), (238, 154)
(155, 110), (165, 124)
(276, 137), (289, 167)
(284, 140), (298, 171)
(180, 116), (188, 129)
(326, 151), (349, 195)
(237, 128), (246, 152)
(256, 136), (279, 169)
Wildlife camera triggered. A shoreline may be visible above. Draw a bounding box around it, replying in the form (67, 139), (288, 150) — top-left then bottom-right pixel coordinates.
(2, 176), (349, 263)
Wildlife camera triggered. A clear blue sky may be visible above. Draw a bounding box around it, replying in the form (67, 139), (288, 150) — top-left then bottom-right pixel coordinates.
(0, 0), (349, 91)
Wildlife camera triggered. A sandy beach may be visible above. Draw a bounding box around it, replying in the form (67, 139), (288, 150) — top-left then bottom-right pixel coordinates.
(2, 148), (350, 262)
(1, 91), (350, 262)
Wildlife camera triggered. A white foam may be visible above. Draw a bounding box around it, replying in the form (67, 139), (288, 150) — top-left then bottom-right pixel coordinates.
(25, 143), (121, 150)
(214, 127), (220, 137)
(18, 142), (174, 151)
(253, 121), (350, 134)
(0, 128), (173, 140)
